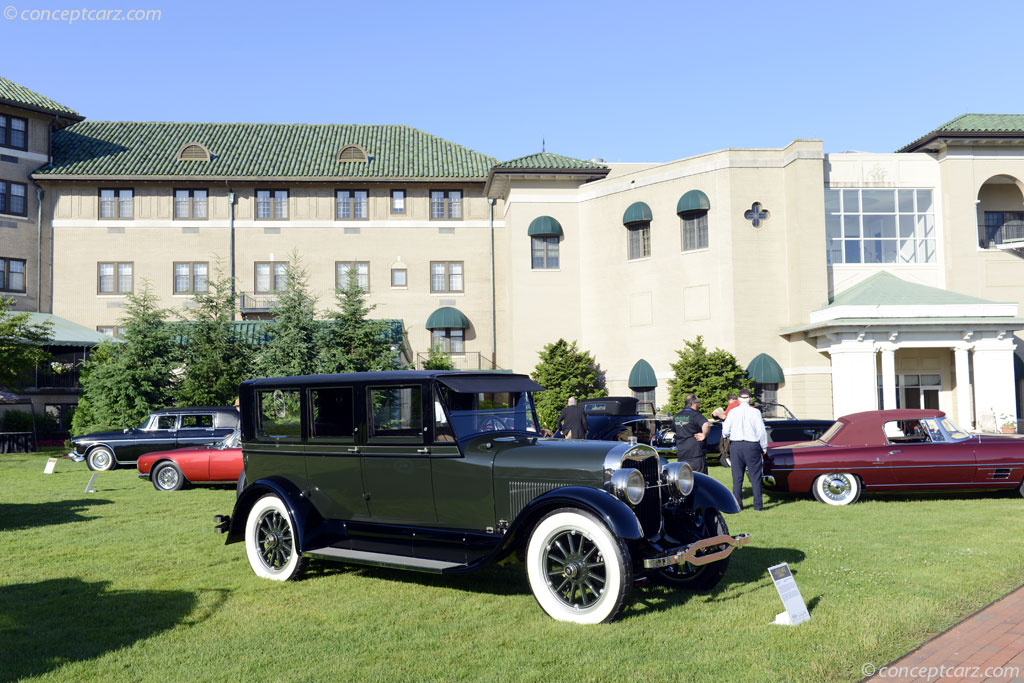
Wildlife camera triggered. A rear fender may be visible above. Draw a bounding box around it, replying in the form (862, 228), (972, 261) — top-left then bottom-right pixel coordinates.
(225, 476), (320, 550)
(690, 471), (740, 514)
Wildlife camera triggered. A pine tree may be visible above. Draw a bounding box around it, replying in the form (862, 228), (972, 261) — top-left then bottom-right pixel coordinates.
(255, 253), (320, 378)
(0, 296), (52, 390)
(317, 267), (399, 373)
(530, 339), (606, 431)
(664, 335), (749, 416)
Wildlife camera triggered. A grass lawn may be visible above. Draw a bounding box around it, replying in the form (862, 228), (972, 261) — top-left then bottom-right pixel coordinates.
(1, 449), (1022, 682)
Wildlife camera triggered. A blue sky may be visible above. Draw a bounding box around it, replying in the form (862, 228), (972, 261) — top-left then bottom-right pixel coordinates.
(3, 0), (1022, 163)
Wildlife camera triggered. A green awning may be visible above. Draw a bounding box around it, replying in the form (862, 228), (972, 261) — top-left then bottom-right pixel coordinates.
(527, 216), (563, 237)
(627, 359), (657, 390)
(747, 353), (785, 384)
(11, 312), (113, 346)
(676, 190), (710, 215)
(426, 306), (470, 330)
(622, 202), (653, 226)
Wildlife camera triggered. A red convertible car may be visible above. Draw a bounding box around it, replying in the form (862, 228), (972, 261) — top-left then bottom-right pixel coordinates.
(762, 409), (1024, 505)
(137, 429), (241, 491)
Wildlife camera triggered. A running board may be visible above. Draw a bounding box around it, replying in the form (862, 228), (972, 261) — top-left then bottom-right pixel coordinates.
(303, 546), (464, 573)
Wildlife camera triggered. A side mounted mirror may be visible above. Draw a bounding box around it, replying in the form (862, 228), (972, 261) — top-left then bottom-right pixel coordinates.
(123, 428), (129, 433)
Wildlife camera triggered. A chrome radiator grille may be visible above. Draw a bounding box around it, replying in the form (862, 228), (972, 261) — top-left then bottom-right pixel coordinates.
(625, 454), (662, 537)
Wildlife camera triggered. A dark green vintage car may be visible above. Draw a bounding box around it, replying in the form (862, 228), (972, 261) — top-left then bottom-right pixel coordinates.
(218, 371), (749, 624)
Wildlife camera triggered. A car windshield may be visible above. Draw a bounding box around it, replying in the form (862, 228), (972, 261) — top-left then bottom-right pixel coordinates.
(219, 429), (240, 448)
(441, 389), (540, 439)
(919, 417), (970, 442)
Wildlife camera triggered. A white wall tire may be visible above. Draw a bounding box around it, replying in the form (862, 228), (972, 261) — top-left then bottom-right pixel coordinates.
(525, 508), (632, 624)
(813, 473), (862, 505)
(86, 446), (115, 472)
(244, 495), (306, 581)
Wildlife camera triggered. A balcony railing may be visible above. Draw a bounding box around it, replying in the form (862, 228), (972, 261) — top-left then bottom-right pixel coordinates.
(982, 221), (1024, 247)
(17, 366), (81, 390)
(415, 351), (500, 371)
(240, 292), (278, 313)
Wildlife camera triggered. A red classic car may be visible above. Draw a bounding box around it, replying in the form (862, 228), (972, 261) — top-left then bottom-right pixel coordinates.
(762, 409), (1024, 505)
(137, 429), (242, 491)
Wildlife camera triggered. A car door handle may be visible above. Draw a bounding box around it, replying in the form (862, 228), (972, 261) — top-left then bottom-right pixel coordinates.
(347, 447), (360, 454)
(416, 447), (430, 454)
(889, 450), (902, 455)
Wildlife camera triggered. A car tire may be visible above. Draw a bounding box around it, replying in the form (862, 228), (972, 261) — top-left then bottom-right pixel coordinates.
(245, 494), (306, 581)
(812, 472), (862, 505)
(152, 461), (186, 491)
(525, 508), (632, 624)
(86, 446), (116, 472)
(657, 511), (731, 591)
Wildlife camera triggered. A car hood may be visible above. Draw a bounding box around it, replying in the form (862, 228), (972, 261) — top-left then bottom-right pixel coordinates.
(481, 435), (656, 483)
(72, 429), (136, 443)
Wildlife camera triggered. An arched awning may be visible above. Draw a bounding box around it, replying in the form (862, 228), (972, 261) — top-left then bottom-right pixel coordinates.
(622, 202), (653, 226)
(747, 353), (784, 384)
(676, 190), (710, 215)
(527, 216), (563, 237)
(628, 359), (657, 390)
(425, 306), (469, 330)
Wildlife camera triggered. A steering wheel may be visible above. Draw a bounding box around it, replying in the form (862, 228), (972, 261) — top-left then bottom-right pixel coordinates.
(481, 417), (507, 432)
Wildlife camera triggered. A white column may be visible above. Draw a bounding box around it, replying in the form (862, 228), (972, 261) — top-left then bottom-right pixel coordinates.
(971, 338), (1017, 431)
(828, 340), (878, 419)
(953, 345), (974, 430)
(879, 345), (897, 409)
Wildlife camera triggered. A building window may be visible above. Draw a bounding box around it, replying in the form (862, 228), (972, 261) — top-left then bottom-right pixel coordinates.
(256, 189), (288, 220)
(430, 261), (463, 293)
(430, 190), (462, 219)
(633, 389), (656, 414)
(0, 115), (27, 150)
(255, 262), (289, 292)
(97, 262), (133, 294)
(173, 262), (209, 294)
(431, 328), (465, 354)
(981, 212), (1024, 249)
(826, 188), (935, 264)
(681, 213), (708, 251)
(391, 267), (407, 287)
(336, 261), (369, 291)
(876, 374), (941, 410)
(0, 180), (27, 217)
(99, 188), (133, 219)
(96, 325), (123, 338)
(391, 189), (406, 214)
(336, 190), (369, 220)
(627, 223), (651, 260)
(174, 189), (208, 219)
(531, 236), (559, 269)
(0, 257), (26, 292)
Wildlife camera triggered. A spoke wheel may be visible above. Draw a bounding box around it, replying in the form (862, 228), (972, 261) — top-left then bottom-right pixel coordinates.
(244, 495), (305, 581)
(526, 509), (631, 624)
(658, 511), (730, 591)
(86, 447), (115, 472)
(813, 472), (862, 506)
(152, 462), (186, 491)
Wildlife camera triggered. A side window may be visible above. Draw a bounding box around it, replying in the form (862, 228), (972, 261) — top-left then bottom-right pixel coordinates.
(156, 415), (177, 430)
(181, 414), (213, 428)
(310, 387), (356, 441)
(433, 393), (454, 443)
(257, 389), (303, 440)
(369, 385), (423, 441)
(884, 420), (931, 444)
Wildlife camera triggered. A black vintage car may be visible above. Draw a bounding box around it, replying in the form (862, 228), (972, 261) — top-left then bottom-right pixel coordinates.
(70, 407), (239, 471)
(217, 371), (749, 624)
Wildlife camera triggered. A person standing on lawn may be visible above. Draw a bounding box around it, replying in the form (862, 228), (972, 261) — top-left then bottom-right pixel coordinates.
(673, 394), (709, 474)
(722, 387), (768, 511)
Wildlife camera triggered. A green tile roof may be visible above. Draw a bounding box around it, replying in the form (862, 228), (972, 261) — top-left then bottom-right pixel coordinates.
(898, 114), (1024, 152)
(36, 121), (499, 179)
(825, 272), (996, 308)
(0, 77), (80, 118)
(167, 319), (403, 346)
(493, 152), (607, 170)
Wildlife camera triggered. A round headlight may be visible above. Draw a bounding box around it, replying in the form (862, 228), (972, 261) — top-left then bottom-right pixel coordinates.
(662, 461), (695, 498)
(610, 468), (646, 505)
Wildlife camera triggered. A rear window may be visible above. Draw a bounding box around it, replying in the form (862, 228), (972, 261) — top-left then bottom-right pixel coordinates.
(310, 387), (355, 440)
(257, 389), (302, 440)
(181, 414), (213, 428)
(819, 422), (844, 443)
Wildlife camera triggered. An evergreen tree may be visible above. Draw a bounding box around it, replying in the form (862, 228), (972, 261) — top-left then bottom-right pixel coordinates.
(72, 283), (176, 434)
(317, 267), (399, 373)
(175, 271), (251, 406)
(254, 254), (320, 377)
(0, 296), (52, 390)
(665, 335), (749, 416)
(420, 342), (455, 370)
(530, 339), (606, 431)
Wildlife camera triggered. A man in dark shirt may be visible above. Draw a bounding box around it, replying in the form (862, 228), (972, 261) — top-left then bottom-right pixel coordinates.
(673, 393), (710, 473)
(556, 397), (589, 439)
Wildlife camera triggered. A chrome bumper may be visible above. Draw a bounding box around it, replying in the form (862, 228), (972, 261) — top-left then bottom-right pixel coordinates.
(68, 450), (85, 462)
(138, 473), (150, 479)
(643, 533), (750, 569)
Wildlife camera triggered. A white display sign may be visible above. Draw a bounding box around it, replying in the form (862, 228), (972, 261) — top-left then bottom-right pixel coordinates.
(768, 562), (810, 626)
(43, 457), (58, 474)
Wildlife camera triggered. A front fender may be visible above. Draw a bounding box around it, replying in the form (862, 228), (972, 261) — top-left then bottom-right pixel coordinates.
(690, 471), (740, 514)
(505, 485), (644, 547)
(224, 476), (320, 550)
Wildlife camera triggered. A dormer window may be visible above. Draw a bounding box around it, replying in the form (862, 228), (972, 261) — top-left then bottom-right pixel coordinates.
(177, 143), (211, 162)
(337, 144), (368, 162)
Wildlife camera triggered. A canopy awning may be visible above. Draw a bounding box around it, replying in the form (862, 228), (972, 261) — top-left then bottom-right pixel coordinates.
(6, 312), (113, 346)
(426, 306), (470, 330)
(627, 359), (657, 390)
(437, 374), (544, 394)
(676, 190), (710, 215)
(527, 216), (563, 237)
(747, 353), (785, 384)
(622, 202), (653, 226)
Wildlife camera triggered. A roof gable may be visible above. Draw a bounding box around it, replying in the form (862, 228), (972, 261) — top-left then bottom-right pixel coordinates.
(494, 152), (607, 170)
(826, 272), (995, 308)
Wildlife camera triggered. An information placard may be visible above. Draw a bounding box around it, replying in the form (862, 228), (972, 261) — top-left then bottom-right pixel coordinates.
(43, 458), (58, 474)
(768, 562), (810, 626)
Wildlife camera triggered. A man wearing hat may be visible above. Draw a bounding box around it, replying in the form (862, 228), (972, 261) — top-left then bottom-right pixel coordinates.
(721, 388), (768, 510)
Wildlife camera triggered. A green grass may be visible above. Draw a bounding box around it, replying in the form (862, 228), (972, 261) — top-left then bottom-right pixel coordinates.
(1, 450), (1023, 682)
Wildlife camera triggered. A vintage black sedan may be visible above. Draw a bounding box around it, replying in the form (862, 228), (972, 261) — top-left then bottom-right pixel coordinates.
(217, 372), (749, 624)
(70, 407), (238, 471)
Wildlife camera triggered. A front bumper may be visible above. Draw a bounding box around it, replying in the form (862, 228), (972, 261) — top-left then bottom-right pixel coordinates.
(643, 533), (750, 570)
(138, 473), (150, 480)
(68, 450), (85, 462)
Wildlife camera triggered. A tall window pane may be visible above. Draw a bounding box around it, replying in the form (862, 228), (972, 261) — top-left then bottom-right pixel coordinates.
(193, 190), (208, 218)
(337, 190), (350, 219)
(274, 190), (288, 219)
(431, 191), (445, 219)
(175, 263), (190, 293)
(98, 263), (115, 292)
(174, 190), (190, 219)
(449, 262), (463, 291)
(118, 263), (133, 292)
(193, 262), (208, 292)
(255, 263), (270, 292)
(9, 259), (24, 291)
(100, 189), (116, 218)
(353, 191), (368, 219)
(10, 118), (26, 148)
(256, 191), (271, 219)
(628, 224), (650, 260)
(448, 191), (462, 219)
(273, 263), (287, 290)
(431, 262), (445, 291)
(9, 183), (25, 215)
(118, 190), (133, 218)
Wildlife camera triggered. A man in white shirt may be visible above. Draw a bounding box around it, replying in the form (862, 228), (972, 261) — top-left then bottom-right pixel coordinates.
(721, 388), (768, 511)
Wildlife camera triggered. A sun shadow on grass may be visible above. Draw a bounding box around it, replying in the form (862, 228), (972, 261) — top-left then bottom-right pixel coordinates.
(0, 499), (113, 532)
(0, 578), (199, 682)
